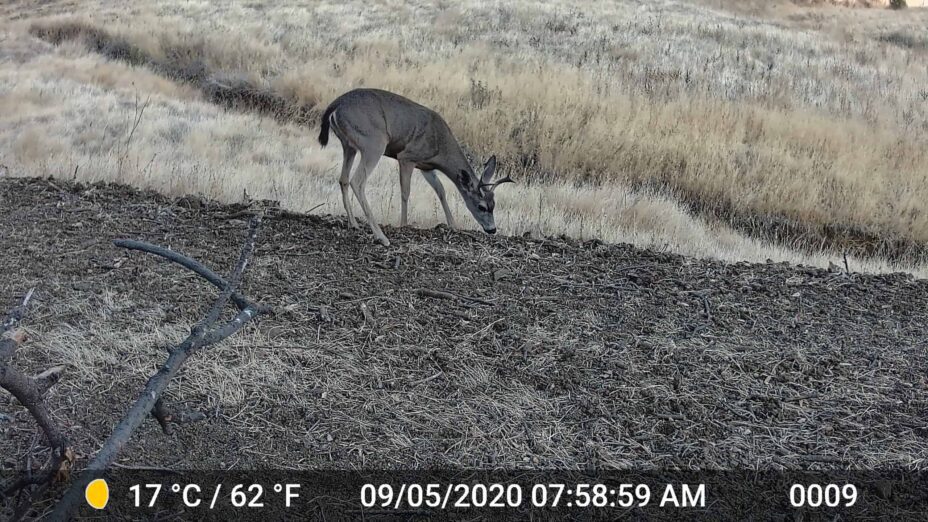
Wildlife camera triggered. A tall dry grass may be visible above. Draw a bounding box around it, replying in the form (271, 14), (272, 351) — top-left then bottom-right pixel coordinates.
(2, 0), (928, 274)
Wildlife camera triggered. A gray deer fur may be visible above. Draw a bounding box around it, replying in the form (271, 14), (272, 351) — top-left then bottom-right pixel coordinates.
(318, 88), (512, 246)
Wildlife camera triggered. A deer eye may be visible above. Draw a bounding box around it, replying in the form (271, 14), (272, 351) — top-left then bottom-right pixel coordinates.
(478, 203), (488, 212)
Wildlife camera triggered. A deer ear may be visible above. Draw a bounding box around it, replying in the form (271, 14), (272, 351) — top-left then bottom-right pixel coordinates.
(481, 155), (497, 184)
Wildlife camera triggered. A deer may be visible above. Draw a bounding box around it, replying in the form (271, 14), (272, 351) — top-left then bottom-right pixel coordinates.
(317, 88), (513, 246)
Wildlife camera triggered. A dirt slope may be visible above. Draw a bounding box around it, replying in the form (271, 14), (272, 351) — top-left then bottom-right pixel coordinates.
(1, 177), (927, 476)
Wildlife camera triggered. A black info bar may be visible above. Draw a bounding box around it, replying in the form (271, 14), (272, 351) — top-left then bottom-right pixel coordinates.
(26, 470), (927, 520)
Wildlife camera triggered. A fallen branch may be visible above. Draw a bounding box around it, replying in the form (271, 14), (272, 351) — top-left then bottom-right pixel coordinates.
(414, 288), (495, 306)
(0, 289), (74, 510)
(50, 216), (269, 520)
(113, 238), (269, 313)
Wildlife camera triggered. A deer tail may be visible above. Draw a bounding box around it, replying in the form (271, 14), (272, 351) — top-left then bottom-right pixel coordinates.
(318, 103), (336, 147)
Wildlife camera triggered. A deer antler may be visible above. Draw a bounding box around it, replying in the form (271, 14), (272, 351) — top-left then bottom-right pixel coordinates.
(480, 175), (515, 191)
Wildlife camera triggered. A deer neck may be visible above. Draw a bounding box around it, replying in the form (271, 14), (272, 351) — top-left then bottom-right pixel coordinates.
(436, 146), (478, 192)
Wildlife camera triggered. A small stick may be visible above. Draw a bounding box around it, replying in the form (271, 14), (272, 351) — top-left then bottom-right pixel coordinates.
(415, 288), (494, 306)
(799, 455), (844, 463)
(111, 462), (181, 473)
(781, 392), (820, 403)
(410, 371), (444, 386)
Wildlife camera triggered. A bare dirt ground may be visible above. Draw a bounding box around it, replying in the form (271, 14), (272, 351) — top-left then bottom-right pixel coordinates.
(1, 176), (927, 485)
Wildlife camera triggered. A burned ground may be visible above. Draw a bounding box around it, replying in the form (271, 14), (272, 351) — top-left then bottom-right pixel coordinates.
(1, 177), (927, 479)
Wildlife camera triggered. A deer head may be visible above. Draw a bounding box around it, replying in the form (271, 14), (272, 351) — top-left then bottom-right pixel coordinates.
(460, 155), (514, 234)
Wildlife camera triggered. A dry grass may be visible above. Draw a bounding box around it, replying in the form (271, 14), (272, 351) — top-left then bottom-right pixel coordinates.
(2, 178), (927, 478)
(2, 0), (928, 274)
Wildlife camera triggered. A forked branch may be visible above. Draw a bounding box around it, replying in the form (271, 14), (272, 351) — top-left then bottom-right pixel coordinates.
(112, 237), (269, 313)
(49, 216), (269, 520)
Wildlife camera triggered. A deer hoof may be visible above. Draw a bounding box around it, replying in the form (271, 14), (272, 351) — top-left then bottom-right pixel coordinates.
(378, 237), (391, 247)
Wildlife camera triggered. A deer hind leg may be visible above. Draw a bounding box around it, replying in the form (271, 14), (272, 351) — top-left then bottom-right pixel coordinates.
(350, 143), (390, 246)
(339, 146), (358, 229)
(398, 161), (414, 227)
(421, 170), (456, 229)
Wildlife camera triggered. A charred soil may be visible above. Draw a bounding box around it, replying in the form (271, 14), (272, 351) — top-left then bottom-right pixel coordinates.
(1, 177), (927, 478)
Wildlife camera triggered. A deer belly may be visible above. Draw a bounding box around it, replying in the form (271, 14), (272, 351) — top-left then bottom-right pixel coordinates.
(384, 143), (405, 159)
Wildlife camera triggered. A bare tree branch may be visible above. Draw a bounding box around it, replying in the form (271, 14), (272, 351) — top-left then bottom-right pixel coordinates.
(49, 216), (268, 520)
(0, 289), (74, 507)
(113, 233), (270, 314)
(192, 214), (261, 329)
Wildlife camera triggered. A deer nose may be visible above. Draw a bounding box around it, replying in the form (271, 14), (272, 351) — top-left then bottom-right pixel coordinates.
(485, 227), (497, 235)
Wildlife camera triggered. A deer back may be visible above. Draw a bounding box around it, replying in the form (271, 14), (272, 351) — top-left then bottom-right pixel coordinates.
(331, 89), (475, 188)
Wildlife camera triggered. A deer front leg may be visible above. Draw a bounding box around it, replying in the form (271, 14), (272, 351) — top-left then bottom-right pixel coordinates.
(398, 161), (414, 227)
(350, 148), (390, 246)
(421, 170), (456, 229)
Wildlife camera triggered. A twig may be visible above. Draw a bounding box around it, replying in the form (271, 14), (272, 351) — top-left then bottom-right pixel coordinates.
(415, 288), (495, 306)
(116, 93), (150, 176)
(222, 202), (323, 221)
(799, 455), (844, 463)
(781, 392), (820, 403)
(111, 462), (182, 473)
(410, 371), (444, 386)
(700, 294), (711, 321)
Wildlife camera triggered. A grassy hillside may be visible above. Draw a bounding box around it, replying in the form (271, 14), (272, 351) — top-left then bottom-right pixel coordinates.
(1, 0), (928, 274)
